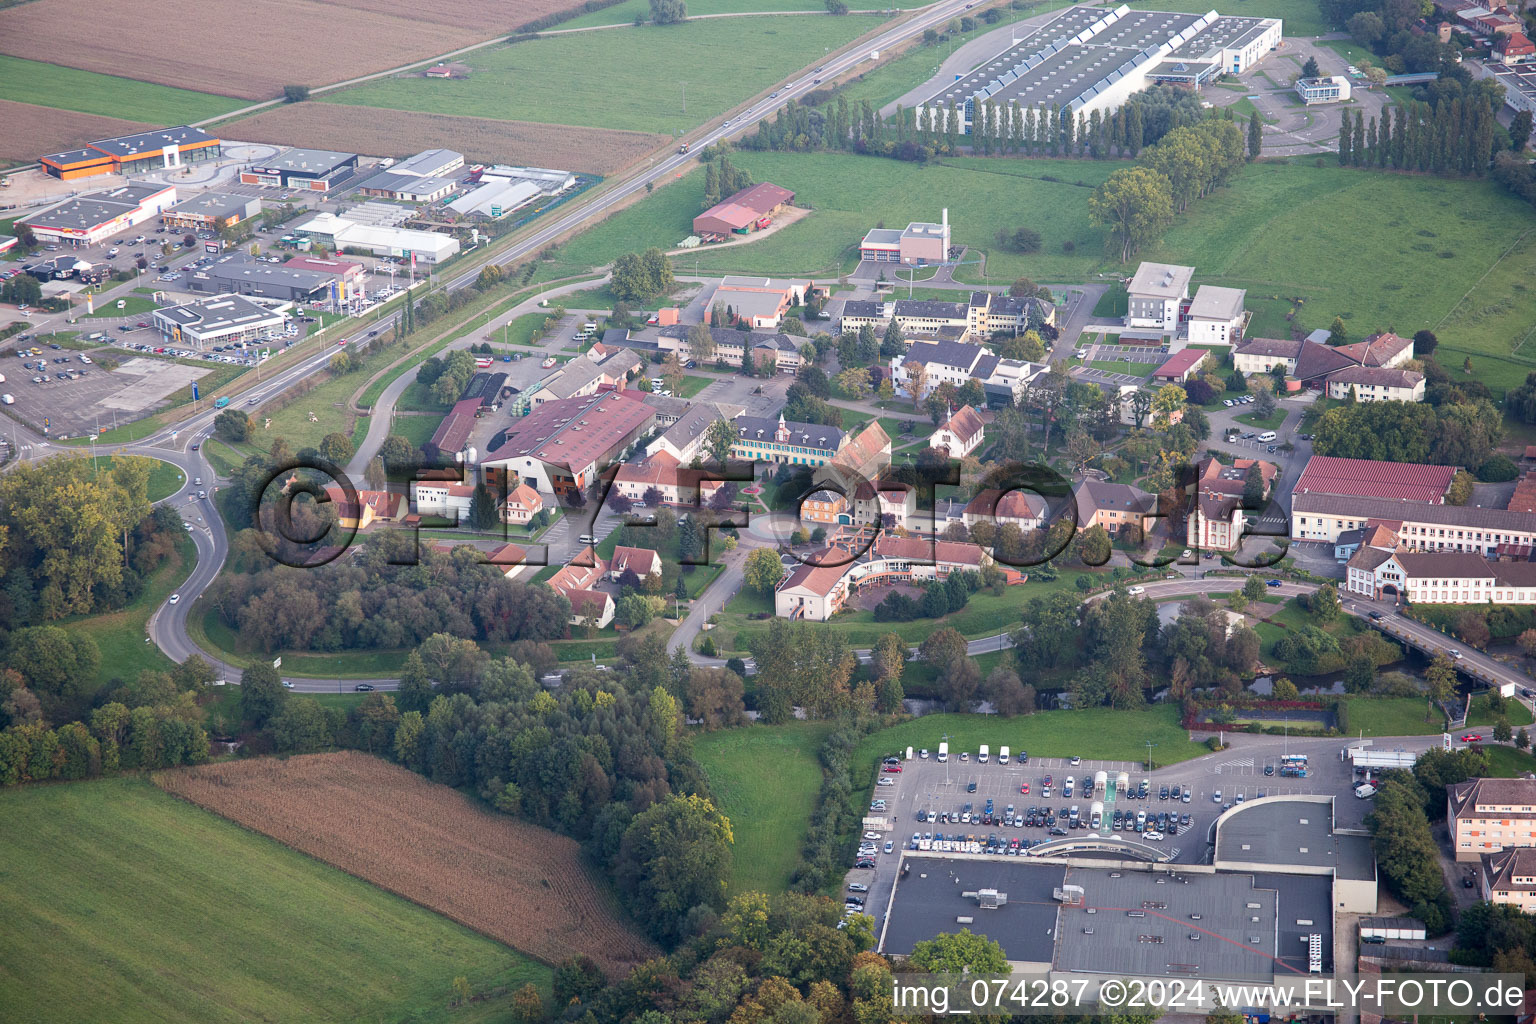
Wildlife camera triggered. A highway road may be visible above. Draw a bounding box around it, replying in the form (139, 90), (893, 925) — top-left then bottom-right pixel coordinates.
(3, 0), (996, 690)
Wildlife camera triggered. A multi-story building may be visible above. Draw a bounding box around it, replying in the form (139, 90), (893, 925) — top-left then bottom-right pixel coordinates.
(1324, 365), (1426, 403)
(731, 414), (845, 467)
(1185, 456), (1275, 552)
(547, 547), (614, 629)
(481, 390), (656, 499)
(411, 480), (475, 520)
(775, 556), (854, 621)
(1292, 455), (1536, 554)
(656, 326), (805, 373)
(703, 275), (814, 330)
(1183, 285), (1247, 345)
(1071, 480), (1156, 536)
(1125, 262), (1194, 333)
(858, 210), (951, 265)
(1450, 778), (1536, 862)
(962, 489), (1048, 532)
(1481, 847), (1536, 911)
(609, 546), (662, 582)
(522, 346), (643, 407)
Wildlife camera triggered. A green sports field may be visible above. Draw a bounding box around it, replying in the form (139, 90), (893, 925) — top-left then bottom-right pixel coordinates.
(693, 720), (833, 893)
(0, 56), (242, 124)
(322, 16), (886, 135)
(0, 778), (549, 1024)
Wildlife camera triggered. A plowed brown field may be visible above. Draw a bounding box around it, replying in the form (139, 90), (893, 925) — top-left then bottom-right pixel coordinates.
(224, 103), (666, 175)
(0, 0), (571, 100)
(154, 751), (657, 975)
(0, 99), (152, 163)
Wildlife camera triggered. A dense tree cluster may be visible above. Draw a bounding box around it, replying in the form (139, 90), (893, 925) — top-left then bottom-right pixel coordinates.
(0, 656), (217, 785)
(1367, 758), (1469, 934)
(700, 155), (754, 210)
(610, 248), (677, 304)
(0, 455), (164, 622)
(1311, 396), (1501, 467)
(205, 531), (571, 653)
(1089, 119), (1245, 260)
(872, 572), (977, 622)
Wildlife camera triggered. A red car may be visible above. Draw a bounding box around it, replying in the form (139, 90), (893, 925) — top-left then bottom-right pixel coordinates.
(1019, 783), (1030, 795)
(1461, 733), (1483, 743)
(882, 764), (902, 773)
(1042, 774), (1053, 787)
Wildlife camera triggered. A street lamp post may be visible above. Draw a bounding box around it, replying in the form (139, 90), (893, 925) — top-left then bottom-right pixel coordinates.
(942, 733), (951, 786)
(1144, 740), (1158, 772)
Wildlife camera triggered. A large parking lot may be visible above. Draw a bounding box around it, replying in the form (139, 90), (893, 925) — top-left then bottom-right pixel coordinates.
(845, 732), (1380, 926)
(3, 342), (212, 437)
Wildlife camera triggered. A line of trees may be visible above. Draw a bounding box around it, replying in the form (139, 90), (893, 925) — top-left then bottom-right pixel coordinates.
(1336, 96), (1501, 177)
(742, 83), (1255, 165)
(1088, 118), (1246, 260)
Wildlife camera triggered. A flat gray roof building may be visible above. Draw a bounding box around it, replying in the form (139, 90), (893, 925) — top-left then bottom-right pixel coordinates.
(917, 5), (1282, 133)
(1215, 798), (1375, 880)
(1055, 867), (1281, 984)
(882, 858), (1066, 965)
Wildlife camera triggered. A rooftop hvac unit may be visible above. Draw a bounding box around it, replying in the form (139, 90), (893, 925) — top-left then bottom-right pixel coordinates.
(977, 888), (1008, 909)
(1054, 884), (1086, 905)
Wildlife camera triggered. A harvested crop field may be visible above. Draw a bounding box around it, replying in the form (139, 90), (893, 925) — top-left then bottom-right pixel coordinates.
(0, 0), (504, 100)
(224, 102), (667, 175)
(0, 98), (151, 164)
(154, 750), (658, 975)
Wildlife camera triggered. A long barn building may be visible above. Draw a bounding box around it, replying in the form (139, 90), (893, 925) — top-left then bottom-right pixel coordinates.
(915, 4), (1281, 136)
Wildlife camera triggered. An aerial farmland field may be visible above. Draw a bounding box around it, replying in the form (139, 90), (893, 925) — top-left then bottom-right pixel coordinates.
(0, 777), (550, 1024)
(0, 99), (151, 164)
(222, 102), (668, 175)
(154, 751), (659, 975)
(0, 0), (531, 100)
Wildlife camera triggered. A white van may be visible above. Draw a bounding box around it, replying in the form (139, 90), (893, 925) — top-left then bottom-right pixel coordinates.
(1257, 430), (1277, 443)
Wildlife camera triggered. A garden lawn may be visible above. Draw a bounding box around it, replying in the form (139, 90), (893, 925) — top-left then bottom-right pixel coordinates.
(0, 56), (243, 123)
(322, 16), (887, 135)
(82, 295), (158, 319)
(853, 706), (1206, 776)
(1087, 358), (1156, 376)
(0, 778), (549, 1024)
(82, 453), (185, 501)
(693, 720), (833, 894)
(716, 570), (1100, 651)
(679, 374), (713, 398)
(390, 413), (443, 450)
(1466, 699), (1534, 729)
(397, 377), (452, 413)
(1344, 696), (1466, 737)
(64, 531), (194, 688)
(1235, 408), (1286, 430)
(1480, 744), (1536, 777)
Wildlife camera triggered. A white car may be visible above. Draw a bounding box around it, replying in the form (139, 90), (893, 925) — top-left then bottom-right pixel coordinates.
(168, 593), (181, 604)
(1142, 831), (1164, 841)
(863, 831), (882, 840)
(282, 681), (295, 689)
(1127, 585), (1145, 595)
(876, 778), (894, 787)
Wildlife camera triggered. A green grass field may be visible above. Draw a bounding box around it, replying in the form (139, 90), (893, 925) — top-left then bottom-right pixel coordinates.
(0, 778), (549, 1024)
(1480, 744), (1536, 776)
(552, 154), (1536, 394)
(1235, 408), (1286, 430)
(853, 706), (1206, 774)
(324, 16), (885, 135)
(82, 295), (158, 319)
(0, 55), (242, 124)
(693, 720), (833, 893)
(80, 453), (185, 501)
(557, 0), (827, 29)
(1143, 0), (1332, 36)
(1087, 358), (1156, 376)
(63, 530), (194, 688)
(391, 413), (443, 449)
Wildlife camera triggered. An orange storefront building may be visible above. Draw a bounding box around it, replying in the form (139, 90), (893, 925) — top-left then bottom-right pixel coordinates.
(41, 126), (223, 181)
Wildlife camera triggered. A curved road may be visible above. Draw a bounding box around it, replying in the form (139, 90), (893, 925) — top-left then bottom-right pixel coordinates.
(5, 0), (991, 690)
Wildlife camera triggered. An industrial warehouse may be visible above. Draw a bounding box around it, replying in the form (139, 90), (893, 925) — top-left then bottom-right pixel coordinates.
(21, 183), (178, 246)
(915, 4), (1282, 134)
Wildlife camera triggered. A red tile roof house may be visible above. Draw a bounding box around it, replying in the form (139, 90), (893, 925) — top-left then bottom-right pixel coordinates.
(962, 488), (1048, 531)
(1185, 456), (1277, 552)
(500, 483), (544, 525)
(609, 545), (662, 583)
(928, 404), (987, 458)
(546, 546), (614, 629)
